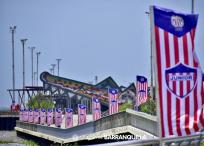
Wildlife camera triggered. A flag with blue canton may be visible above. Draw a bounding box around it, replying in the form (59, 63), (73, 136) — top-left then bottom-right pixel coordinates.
(92, 97), (101, 120)
(40, 108), (46, 125)
(34, 108), (39, 124)
(108, 88), (118, 115)
(150, 5), (203, 137)
(136, 75), (148, 107)
(78, 104), (86, 125)
(28, 108), (34, 123)
(55, 108), (62, 127)
(47, 108), (53, 126)
(65, 108), (73, 128)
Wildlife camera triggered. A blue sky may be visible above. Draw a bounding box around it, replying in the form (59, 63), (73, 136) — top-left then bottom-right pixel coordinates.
(0, 0), (204, 108)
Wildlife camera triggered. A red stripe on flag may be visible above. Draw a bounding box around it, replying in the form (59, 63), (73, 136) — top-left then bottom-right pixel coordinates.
(193, 85), (199, 131)
(155, 26), (165, 137)
(176, 98), (182, 136)
(183, 34), (191, 134)
(173, 35), (182, 136)
(164, 31), (173, 135)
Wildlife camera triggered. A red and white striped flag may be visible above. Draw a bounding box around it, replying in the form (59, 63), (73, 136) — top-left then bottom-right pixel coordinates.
(33, 109), (40, 124)
(55, 108), (62, 127)
(28, 109), (34, 123)
(65, 108), (73, 128)
(150, 6), (203, 137)
(19, 109), (23, 121)
(136, 76), (148, 107)
(23, 109), (28, 122)
(108, 88), (119, 115)
(40, 109), (46, 125)
(202, 74), (204, 93)
(92, 97), (101, 120)
(78, 104), (86, 125)
(47, 108), (53, 126)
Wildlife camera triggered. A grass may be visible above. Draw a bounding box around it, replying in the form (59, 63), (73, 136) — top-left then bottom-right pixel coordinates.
(23, 140), (39, 146)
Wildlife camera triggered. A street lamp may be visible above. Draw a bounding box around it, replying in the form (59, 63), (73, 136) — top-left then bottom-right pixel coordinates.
(36, 52), (41, 86)
(20, 38), (27, 104)
(56, 58), (62, 76)
(28, 47), (35, 87)
(51, 64), (56, 75)
(10, 26), (17, 104)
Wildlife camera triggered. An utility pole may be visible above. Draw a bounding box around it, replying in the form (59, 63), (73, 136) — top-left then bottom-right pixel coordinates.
(28, 47), (35, 87)
(51, 64), (56, 75)
(21, 38), (27, 105)
(34, 72), (37, 86)
(56, 58), (62, 76)
(10, 26), (17, 105)
(36, 52), (41, 86)
(191, 0), (194, 14)
(50, 68), (54, 75)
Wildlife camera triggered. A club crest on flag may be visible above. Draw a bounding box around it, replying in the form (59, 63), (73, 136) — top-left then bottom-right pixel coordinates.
(165, 63), (197, 98)
(171, 15), (184, 30)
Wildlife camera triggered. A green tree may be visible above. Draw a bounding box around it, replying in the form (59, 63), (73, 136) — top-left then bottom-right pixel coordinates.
(139, 98), (156, 115)
(27, 93), (54, 109)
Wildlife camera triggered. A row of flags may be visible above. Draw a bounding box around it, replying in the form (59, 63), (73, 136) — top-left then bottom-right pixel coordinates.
(150, 5), (204, 138)
(20, 78), (149, 127)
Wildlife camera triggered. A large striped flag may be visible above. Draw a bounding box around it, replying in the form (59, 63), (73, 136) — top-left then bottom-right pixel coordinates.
(78, 104), (86, 125)
(47, 108), (54, 126)
(92, 97), (101, 120)
(136, 76), (148, 107)
(65, 108), (73, 128)
(28, 109), (34, 123)
(33, 109), (40, 124)
(55, 108), (62, 127)
(150, 6), (203, 137)
(108, 88), (119, 115)
(40, 108), (46, 125)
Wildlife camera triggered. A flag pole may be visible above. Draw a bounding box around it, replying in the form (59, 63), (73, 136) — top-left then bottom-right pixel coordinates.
(149, 6), (163, 146)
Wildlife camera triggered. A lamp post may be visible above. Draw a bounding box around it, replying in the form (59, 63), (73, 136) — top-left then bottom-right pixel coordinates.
(10, 26), (17, 104)
(56, 58), (62, 76)
(33, 72), (37, 86)
(36, 52), (41, 86)
(51, 64), (56, 75)
(21, 38), (27, 105)
(28, 47), (35, 87)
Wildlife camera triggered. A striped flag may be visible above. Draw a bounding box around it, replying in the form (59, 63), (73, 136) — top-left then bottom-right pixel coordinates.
(40, 108), (46, 125)
(78, 104), (86, 125)
(202, 74), (204, 93)
(92, 97), (101, 120)
(108, 88), (119, 115)
(47, 108), (53, 126)
(150, 6), (203, 137)
(23, 109), (29, 122)
(28, 109), (34, 123)
(55, 108), (62, 127)
(65, 108), (73, 128)
(33, 109), (40, 124)
(19, 109), (23, 121)
(136, 76), (148, 107)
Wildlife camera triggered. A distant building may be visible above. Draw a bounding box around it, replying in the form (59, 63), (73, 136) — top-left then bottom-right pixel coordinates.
(40, 72), (136, 113)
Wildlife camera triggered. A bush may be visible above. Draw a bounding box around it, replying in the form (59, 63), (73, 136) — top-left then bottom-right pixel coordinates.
(27, 93), (54, 109)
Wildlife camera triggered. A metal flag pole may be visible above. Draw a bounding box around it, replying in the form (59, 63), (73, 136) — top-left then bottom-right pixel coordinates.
(21, 39), (28, 105)
(149, 6), (163, 146)
(36, 52), (41, 86)
(10, 26), (17, 105)
(191, 0), (194, 14)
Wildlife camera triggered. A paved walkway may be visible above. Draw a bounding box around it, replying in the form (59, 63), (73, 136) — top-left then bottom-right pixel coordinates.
(0, 131), (24, 144)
